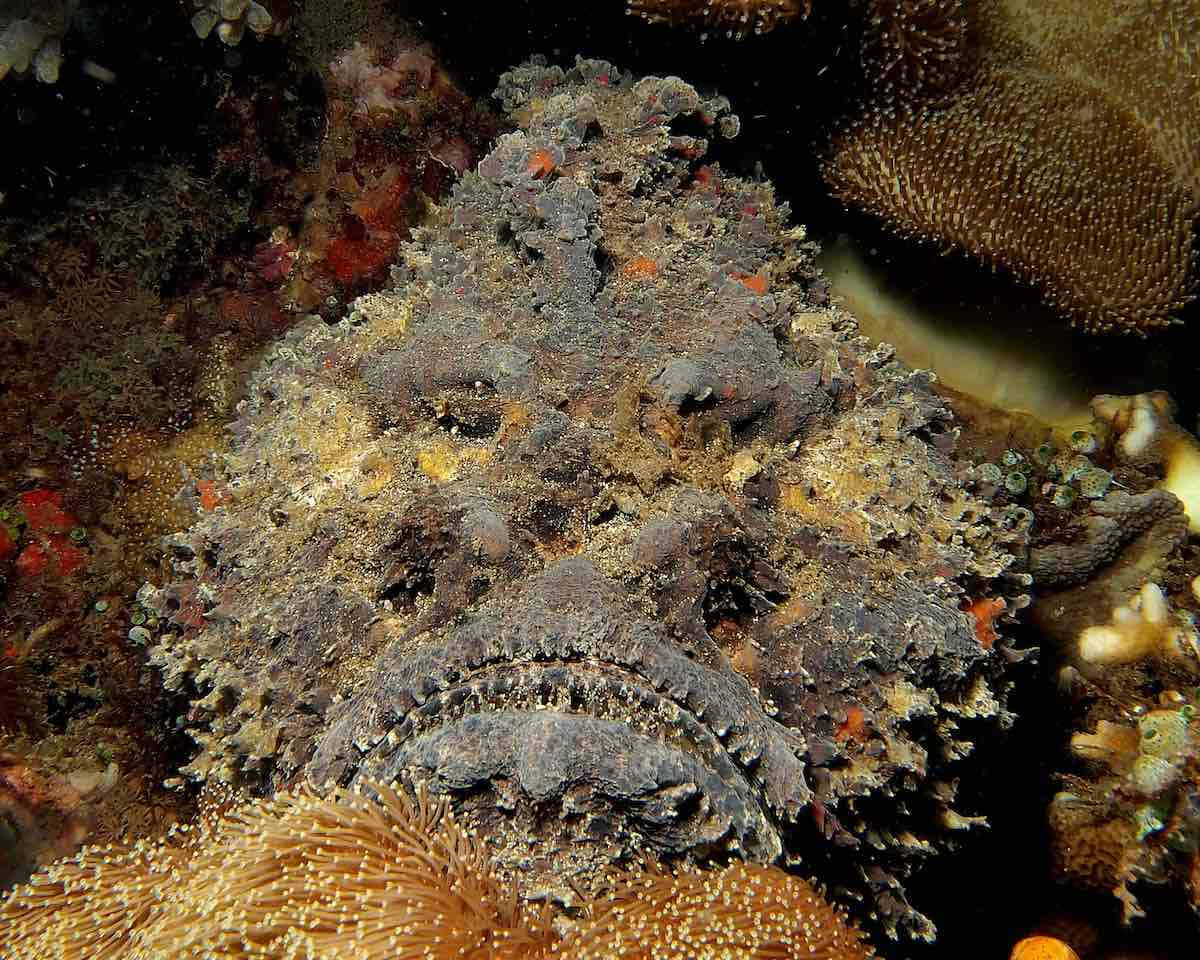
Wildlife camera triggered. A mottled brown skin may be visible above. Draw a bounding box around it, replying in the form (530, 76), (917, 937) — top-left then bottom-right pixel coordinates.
(147, 58), (1028, 941)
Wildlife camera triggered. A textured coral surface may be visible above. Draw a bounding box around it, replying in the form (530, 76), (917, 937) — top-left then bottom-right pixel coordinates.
(824, 0), (1200, 334)
(144, 57), (1030, 940)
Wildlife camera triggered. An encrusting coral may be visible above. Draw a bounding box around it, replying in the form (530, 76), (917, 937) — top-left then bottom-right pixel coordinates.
(0, 781), (876, 960)
(1091, 392), (1200, 535)
(1026, 395), (1194, 658)
(946, 391), (1200, 924)
(1054, 685), (1200, 924)
(1017, 402), (1200, 922)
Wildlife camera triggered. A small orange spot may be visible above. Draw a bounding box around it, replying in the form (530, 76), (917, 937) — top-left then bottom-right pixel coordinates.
(733, 271), (769, 295)
(835, 706), (870, 743)
(692, 165), (715, 187)
(527, 150), (556, 178)
(1010, 936), (1080, 960)
(197, 480), (225, 512)
(963, 596), (1006, 650)
(623, 256), (658, 279)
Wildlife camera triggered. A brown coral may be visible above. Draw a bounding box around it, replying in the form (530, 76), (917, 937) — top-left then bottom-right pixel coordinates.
(622, 0), (1198, 331)
(626, 0), (809, 36)
(823, 0), (1200, 333)
(858, 0), (970, 99)
(0, 781), (877, 960)
(0, 781), (553, 960)
(824, 63), (1196, 333)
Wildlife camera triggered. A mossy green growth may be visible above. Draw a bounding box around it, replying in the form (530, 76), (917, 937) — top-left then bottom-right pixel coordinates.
(1004, 471), (1027, 495)
(978, 462), (1002, 485)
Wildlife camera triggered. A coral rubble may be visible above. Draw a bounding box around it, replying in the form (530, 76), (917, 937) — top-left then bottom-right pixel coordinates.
(190, 0), (285, 46)
(140, 57), (1030, 940)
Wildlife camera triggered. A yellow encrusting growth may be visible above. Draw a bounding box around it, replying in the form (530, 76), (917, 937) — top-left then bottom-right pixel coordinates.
(0, 782), (879, 960)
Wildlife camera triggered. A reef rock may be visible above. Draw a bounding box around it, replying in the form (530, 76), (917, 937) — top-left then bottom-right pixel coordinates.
(144, 57), (1029, 940)
(1021, 393), (1200, 924)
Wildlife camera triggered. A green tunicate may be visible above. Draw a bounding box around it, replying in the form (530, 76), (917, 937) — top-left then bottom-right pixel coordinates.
(1134, 803), (1167, 840)
(1139, 709), (1191, 759)
(128, 626), (152, 645)
(1061, 455), (1093, 483)
(69, 526), (87, 543)
(1077, 467), (1112, 499)
(94, 599), (109, 613)
(1033, 443), (1055, 466)
(1069, 430), (1099, 454)
(1001, 449), (1024, 467)
(1004, 471), (1027, 495)
(1050, 484), (1076, 508)
(1131, 754), (1180, 795)
(130, 608), (147, 625)
(978, 462), (1002, 485)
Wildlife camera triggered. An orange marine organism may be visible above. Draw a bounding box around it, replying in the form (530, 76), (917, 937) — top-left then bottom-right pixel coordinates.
(963, 595), (1005, 650)
(623, 255), (659, 279)
(1010, 935), (1081, 960)
(526, 149), (556, 178)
